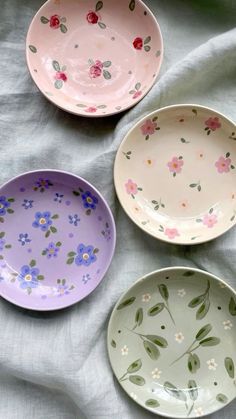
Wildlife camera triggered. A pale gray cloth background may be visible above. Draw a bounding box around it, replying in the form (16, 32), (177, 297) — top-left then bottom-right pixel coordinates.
(0, 0), (236, 418)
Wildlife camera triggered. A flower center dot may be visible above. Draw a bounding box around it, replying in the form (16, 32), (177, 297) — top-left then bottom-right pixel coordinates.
(25, 274), (32, 282)
(39, 218), (46, 225)
(87, 197), (92, 204)
(83, 253), (89, 260)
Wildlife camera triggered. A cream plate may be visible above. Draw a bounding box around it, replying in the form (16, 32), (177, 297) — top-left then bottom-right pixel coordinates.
(114, 104), (236, 244)
(107, 267), (236, 418)
(26, 0), (163, 117)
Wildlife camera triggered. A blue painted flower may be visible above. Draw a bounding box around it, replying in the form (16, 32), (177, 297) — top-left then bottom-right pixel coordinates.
(32, 211), (52, 231)
(82, 274), (91, 284)
(54, 193), (64, 203)
(35, 178), (52, 190)
(0, 239), (5, 251)
(0, 196), (10, 216)
(17, 265), (39, 289)
(45, 242), (59, 259)
(81, 191), (98, 210)
(56, 284), (70, 297)
(75, 243), (97, 267)
(22, 199), (34, 210)
(68, 214), (80, 226)
(18, 233), (31, 246)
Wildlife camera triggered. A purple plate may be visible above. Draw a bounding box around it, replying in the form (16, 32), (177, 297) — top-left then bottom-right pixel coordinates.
(0, 170), (116, 310)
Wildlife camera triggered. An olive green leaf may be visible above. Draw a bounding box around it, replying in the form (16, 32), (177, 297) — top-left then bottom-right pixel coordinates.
(40, 16), (49, 24)
(50, 226), (57, 233)
(111, 339), (116, 348)
(29, 259), (36, 268)
(45, 230), (50, 238)
(188, 353), (200, 374)
(52, 60), (60, 72)
(103, 70), (111, 80)
(143, 340), (160, 360)
(200, 337), (220, 346)
(51, 214), (59, 219)
(183, 270), (195, 277)
(96, 1), (103, 11)
(0, 232), (5, 238)
(135, 82), (141, 91)
(133, 308), (143, 329)
(144, 36), (151, 45)
(196, 299), (210, 320)
(56, 241), (62, 247)
(145, 335), (168, 348)
(68, 251), (76, 257)
(144, 45), (151, 52)
(98, 21), (106, 29)
(60, 23), (67, 33)
(54, 79), (63, 89)
(129, 0), (135, 11)
(7, 208), (14, 214)
(127, 359), (142, 374)
(188, 380), (198, 401)
(164, 382), (187, 401)
(117, 297), (136, 310)
(195, 324), (212, 340)
(145, 399), (160, 408)
(66, 257), (74, 265)
(229, 296), (236, 316)
(148, 302), (164, 316)
(29, 45), (37, 53)
(188, 295), (205, 308)
(225, 357), (235, 378)
(216, 394), (228, 403)
(129, 375), (145, 386)
(103, 61), (111, 68)
(158, 284), (169, 300)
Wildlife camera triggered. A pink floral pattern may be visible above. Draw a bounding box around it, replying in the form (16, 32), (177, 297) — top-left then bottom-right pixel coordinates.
(164, 228), (180, 240)
(215, 152), (235, 173)
(125, 179), (142, 199)
(89, 59), (112, 80)
(52, 61), (67, 89)
(40, 15), (67, 33)
(133, 36), (151, 52)
(167, 156), (184, 177)
(204, 117), (221, 135)
(85, 107), (97, 113)
(140, 116), (160, 140)
(203, 213), (218, 228)
(129, 82), (143, 101)
(86, 2), (106, 29)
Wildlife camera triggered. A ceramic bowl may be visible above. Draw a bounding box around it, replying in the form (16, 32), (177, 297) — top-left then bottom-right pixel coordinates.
(107, 267), (236, 418)
(26, 0), (163, 117)
(114, 104), (236, 244)
(0, 170), (116, 310)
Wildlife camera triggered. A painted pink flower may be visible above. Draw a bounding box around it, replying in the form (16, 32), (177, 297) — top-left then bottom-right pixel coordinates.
(205, 117), (221, 131)
(141, 119), (157, 136)
(133, 37), (143, 50)
(55, 71), (67, 82)
(215, 156), (231, 173)
(203, 214), (218, 228)
(50, 14), (60, 29)
(90, 60), (103, 78)
(85, 107), (97, 113)
(167, 157), (184, 174)
(133, 91), (142, 99)
(125, 179), (138, 195)
(86, 11), (99, 24)
(164, 228), (180, 240)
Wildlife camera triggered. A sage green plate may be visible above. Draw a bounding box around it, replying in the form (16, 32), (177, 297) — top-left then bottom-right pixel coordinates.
(107, 267), (236, 418)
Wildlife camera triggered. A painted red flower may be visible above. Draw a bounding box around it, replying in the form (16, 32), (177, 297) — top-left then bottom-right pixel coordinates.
(50, 14), (60, 29)
(87, 11), (99, 24)
(90, 60), (103, 78)
(133, 91), (142, 99)
(55, 71), (67, 82)
(205, 117), (221, 131)
(85, 107), (97, 113)
(133, 37), (143, 50)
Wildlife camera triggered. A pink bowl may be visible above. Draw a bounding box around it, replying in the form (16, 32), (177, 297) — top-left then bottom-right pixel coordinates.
(26, 0), (163, 117)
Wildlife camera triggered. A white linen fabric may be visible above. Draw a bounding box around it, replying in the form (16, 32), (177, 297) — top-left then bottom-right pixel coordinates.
(0, 0), (235, 418)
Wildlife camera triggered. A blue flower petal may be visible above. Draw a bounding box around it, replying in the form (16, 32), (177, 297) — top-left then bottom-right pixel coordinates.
(21, 265), (30, 275)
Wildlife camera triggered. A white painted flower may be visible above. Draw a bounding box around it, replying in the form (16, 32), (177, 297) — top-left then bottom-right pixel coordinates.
(207, 358), (218, 370)
(175, 332), (185, 343)
(177, 289), (186, 297)
(142, 293), (151, 302)
(194, 407), (204, 417)
(121, 345), (129, 356)
(223, 320), (233, 330)
(130, 392), (137, 400)
(151, 368), (162, 380)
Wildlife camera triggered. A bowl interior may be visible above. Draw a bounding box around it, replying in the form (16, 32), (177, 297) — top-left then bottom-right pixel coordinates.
(108, 268), (236, 418)
(26, 0), (163, 116)
(0, 171), (115, 310)
(114, 105), (236, 244)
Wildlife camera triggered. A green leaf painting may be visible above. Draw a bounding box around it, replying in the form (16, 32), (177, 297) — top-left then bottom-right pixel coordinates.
(117, 297), (136, 310)
(133, 308), (143, 330)
(188, 280), (210, 319)
(129, 0), (136, 11)
(148, 283), (175, 324)
(188, 380), (198, 401)
(216, 394), (228, 403)
(145, 399), (160, 408)
(229, 296), (236, 316)
(129, 375), (145, 386)
(148, 302), (164, 316)
(164, 382), (187, 402)
(127, 359), (142, 374)
(143, 340), (160, 360)
(119, 359), (144, 385)
(225, 357), (235, 378)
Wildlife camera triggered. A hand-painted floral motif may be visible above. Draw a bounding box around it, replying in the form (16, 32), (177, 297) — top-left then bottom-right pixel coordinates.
(32, 211), (59, 237)
(140, 116), (160, 140)
(56, 278), (74, 297)
(129, 0), (136, 11)
(125, 179), (142, 199)
(54, 193), (64, 203)
(40, 14), (67, 33)
(68, 214), (80, 226)
(202, 213), (218, 228)
(164, 228), (180, 240)
(42, 241), (61, 259)
(223, 320), (233, 330)
(67, 244), (99, 266)
(0, 238), (5, 251)
(129, 82), (143, 100)
(76, 104), (107, 113)
(175, 332), (185, 343)
(101, 222), (112, 241)
(0, 232), (11, 251)
(133, 36), (151, 52)
(151, 368), (162, 379)
(151, 198), (165, 211)
(178, 289), (186, 297)
(189, 181), (201, 192)
(215, 152), (235, 173)
(22, 199), (34, 209)
(0, 196), (14, 221)
(89, 59), (112, 80)
(33, 178), (53, 192)
(17, 259), (44, 294)
(167, 156), (184, 177)
(143, 157), (156, 167)
(86, 2), (106, 29)
(142, 293), (151, 302)
(207, 358), (218, 371)
(82, 273), (91, 284)
(121, 345), (129, 356)
(18, 233), (31, 246)
(86, 106), (97, 113)
(52, 60), (67, 89)
(204, 117), (221, 135)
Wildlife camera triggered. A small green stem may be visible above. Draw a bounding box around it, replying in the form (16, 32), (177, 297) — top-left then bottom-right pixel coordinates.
(187, 402), (194, 417)
(185, 402), (189, 411)
(170, 340), (197, 365)
(119, 372), (128, 381)
(189, 343), (200, 353)
(165, 302), (175, 325)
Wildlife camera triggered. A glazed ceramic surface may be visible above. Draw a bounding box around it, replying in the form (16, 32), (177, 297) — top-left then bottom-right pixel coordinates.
(0, 170), (115, 310)
(107, 267), (236, 418)
(114, 104), (236, 244)
(26, 0), (163, 117)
